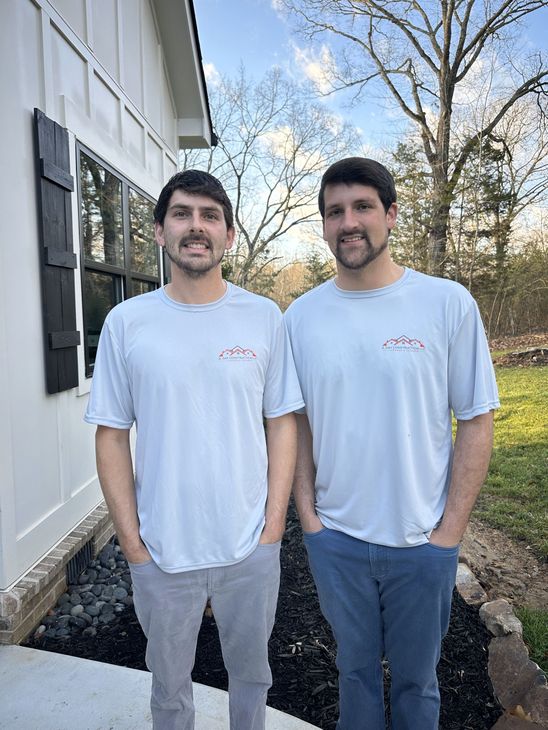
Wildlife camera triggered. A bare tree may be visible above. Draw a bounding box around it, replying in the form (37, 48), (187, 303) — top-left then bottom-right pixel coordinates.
(180, 67), (360, 290)
(280, 0), (548, 274)
(488, 103), (548, 259)
(447, 97), (548, 288)
(481, 221), (548, 336)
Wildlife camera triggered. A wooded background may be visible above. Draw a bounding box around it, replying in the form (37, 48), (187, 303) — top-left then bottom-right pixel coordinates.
(182, 1), (547, 336)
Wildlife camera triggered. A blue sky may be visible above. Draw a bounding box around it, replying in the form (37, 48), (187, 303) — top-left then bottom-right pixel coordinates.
(193, 0), (395, 148)
(195, 0), (293, 79)
(194, 0), (548, 151)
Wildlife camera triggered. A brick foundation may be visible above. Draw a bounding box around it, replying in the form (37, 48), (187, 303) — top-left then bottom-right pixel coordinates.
(0, 503), (113, 644)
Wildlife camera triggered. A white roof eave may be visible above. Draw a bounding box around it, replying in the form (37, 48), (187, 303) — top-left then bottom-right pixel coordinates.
(151, 0), (214, 149)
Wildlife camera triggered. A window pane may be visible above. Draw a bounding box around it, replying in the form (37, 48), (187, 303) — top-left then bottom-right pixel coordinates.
(84, 270), (122, 366)
(131, 279), (157, 297)
(163, 249), (171, 284)
(129, 189), (158, 276)
(81, 153), (124, 267)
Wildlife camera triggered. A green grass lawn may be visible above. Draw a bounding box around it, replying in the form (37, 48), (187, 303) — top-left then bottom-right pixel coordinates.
(515, 606), (548, 675)
(470, 364), (547, 674)
(473, 366), (548, 560)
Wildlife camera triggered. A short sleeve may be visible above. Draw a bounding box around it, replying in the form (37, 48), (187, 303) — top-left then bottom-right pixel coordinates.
(263, 314), (304, 419)
(448, 301), (500, 420)
(84, 319), (135, 429)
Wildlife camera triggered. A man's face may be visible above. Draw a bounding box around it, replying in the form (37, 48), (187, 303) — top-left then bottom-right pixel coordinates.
(155, 190), (234, 277)
(322, 183), (397, 271)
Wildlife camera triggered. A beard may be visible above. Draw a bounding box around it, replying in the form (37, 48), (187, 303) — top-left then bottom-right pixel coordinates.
(165, 234), (225, 278)
(334, 230), (388, 271)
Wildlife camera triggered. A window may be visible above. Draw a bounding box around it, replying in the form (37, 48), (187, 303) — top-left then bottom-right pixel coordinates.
(78, 146), (161, 375)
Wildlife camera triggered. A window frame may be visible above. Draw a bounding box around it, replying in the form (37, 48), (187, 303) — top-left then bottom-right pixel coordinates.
(77, 143), (161, 377)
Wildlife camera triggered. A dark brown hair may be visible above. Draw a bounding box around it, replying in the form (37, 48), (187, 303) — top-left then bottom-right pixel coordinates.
(318, 157), (397, 217)
(154, 170), (233, 229)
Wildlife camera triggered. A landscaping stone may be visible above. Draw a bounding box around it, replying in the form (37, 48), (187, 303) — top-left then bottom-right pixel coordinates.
(457, 542), (548, 729)
(456, 562), (489, 605)
(480, 598), (524, 637)
(22, 542), (135, 646)
(489, 633), (547, 713)
(491, 715), (545, 729)
(523, 682), (548, 726)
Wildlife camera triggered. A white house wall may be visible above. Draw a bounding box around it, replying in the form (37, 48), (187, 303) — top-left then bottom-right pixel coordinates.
(0, 0), (205, 590)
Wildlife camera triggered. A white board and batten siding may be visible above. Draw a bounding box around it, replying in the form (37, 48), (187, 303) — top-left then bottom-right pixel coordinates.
(0, 0), (212, 590)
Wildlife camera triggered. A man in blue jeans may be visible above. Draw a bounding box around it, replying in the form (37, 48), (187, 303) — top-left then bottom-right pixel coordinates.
(284, 157), (499, 729)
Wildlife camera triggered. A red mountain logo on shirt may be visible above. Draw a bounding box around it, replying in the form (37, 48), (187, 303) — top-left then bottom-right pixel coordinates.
(219, 345), (257, 360)
(382, 335), (425, 351)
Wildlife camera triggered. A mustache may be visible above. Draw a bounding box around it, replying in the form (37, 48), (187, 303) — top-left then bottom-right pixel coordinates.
(336, 229), (372, 246)
(180, 234), (211, 248)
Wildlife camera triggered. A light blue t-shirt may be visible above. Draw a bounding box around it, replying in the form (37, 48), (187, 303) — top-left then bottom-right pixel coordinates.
(85, 283), (304, 572)
(284, 268), (500, 547)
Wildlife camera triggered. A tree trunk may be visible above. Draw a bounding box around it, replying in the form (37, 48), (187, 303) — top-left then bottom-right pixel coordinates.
(428, 177), (451, 275)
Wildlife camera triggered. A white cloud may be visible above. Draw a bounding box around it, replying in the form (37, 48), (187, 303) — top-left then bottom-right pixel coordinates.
(259, 126), (293, 156)
(324, 113), (348, 137)
(292, 43), (335, 94)
(259, 125), (326, 173)
(203, 62), (221, 87)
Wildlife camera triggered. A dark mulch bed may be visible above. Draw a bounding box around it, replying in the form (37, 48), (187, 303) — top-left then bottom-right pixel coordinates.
(26, 504), (502, 729)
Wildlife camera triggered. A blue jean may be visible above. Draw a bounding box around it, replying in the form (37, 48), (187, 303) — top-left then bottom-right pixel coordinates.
(304, 528), (458, 730)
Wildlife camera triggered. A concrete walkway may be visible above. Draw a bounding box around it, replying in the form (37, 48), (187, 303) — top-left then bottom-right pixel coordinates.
(0, 645), (319, 729)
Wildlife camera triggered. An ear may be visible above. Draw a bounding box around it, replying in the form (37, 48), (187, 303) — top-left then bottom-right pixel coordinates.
(386, 202), (398, 231)
(322, 218), (327, 242)
(154, 221), (165, 248)
(225, 226), (235, 252)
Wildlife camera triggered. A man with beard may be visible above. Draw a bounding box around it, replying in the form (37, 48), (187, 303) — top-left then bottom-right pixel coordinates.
(284, 158), (499, 729)
(85, 170), (303, 730)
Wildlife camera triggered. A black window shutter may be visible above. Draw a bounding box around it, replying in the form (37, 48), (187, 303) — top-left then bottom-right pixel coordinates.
(34, 108), (81, 394)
